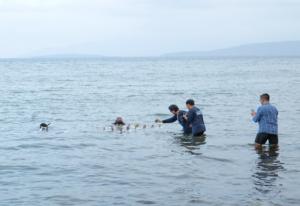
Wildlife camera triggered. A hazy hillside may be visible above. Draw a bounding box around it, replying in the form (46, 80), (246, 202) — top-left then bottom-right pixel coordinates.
(164, 41), (300, 57)
(29, 53), (105, 59)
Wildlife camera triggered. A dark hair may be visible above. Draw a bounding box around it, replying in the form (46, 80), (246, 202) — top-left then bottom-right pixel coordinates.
(260, 93), (270, 101)
(168, 104), (179, 112)
(186, 99), (195, 106)
(114, 117), (125, 125)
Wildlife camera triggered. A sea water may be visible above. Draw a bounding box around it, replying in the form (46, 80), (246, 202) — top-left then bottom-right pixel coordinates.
(0, 57), (300, 205)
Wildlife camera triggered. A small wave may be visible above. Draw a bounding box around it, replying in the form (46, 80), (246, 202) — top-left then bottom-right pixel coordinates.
(0, 146), (19, 151)
(136, 200), (156, 205)
(126, 94), (139, 98)
(201, 155), (234, 163)
(0, 165), (38, 171)
(74, 143), (97, 148)
(152, 113), (168, 117)
(17, 143), (45, 149)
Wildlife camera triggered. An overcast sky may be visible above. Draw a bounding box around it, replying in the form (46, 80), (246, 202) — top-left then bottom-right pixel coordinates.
(0, 0), (299, 57)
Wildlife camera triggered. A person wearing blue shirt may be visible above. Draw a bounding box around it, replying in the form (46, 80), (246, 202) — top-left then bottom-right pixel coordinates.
(251, 93), (279, 149)
(156, 105), (192, 135)
(184, 99), (206, 136)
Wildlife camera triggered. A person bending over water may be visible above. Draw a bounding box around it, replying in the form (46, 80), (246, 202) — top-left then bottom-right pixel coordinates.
(156, 104), (192, 135)
(184, 99), (206, 136)
(251, 93), (278, 150)
(114, 117), (126, 126)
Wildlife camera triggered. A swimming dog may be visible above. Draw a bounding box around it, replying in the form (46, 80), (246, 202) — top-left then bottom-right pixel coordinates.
(40, 123), (51, 131)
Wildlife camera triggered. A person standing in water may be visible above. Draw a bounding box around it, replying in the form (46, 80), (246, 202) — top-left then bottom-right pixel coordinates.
(251, 93), (279, 149)
(184, 99), (206, 136)
(156, 104), (192, 135)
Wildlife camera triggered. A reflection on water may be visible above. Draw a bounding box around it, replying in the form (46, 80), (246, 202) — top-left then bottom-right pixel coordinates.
(173, 134), (206, 154)
(252, 147), (284, 196)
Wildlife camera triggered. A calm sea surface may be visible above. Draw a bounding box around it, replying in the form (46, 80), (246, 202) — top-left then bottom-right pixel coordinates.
(0, 57), (300, 205)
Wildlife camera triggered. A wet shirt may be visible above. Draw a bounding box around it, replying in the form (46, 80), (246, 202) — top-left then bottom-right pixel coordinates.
(186, 106), (206, 135)
(162, 110), (192, 134)
(253, 103), (278, 135)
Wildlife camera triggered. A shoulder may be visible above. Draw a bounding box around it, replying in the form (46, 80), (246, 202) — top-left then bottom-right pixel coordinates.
(189, 107), (196, 113)
(193, 106), (200, 111)
(190, 107), (201, 115)
(270, 104), (279, 112)
(195, 107), (203, 115)
(264, 104), (277, 110)
(270, 104), (278, 109)
(257, 105), (264, 111)
(179, 110), (186, 114)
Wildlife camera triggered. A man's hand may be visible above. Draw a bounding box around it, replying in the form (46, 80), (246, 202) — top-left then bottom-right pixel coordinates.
(251, 110), (256, 117)
(183, 114), (188, 120)
(155, 119), (162, 123)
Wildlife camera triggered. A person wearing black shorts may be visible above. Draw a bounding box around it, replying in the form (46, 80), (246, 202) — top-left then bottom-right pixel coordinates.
(251, 94), (279, 149)
(255, 133), (278, 145)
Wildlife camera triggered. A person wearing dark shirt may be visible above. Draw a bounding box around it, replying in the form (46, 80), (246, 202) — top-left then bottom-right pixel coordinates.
(251, 93), (278, 149)
(114, 117), (125, 126)
(184, 99), (206, 136)
(156, 104), (192, 134)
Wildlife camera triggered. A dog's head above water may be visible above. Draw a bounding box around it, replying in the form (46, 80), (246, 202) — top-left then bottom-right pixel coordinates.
(40, 123), (51, 131)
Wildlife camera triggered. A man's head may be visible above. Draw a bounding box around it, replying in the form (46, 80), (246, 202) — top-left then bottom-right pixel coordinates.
(260, 93), (270, 105)
(114, 117), (125, 125)
(168, 104), (179, 115)
(186, 99), (195, 110)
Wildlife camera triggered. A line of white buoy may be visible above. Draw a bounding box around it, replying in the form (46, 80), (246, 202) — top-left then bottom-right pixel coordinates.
(102, 123), (163, 132)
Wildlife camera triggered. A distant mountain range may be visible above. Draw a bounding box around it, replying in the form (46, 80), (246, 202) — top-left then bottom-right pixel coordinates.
(30, 53), (105, 59)
(25, 41), (300, 59)
(163, 41), (300, 57)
